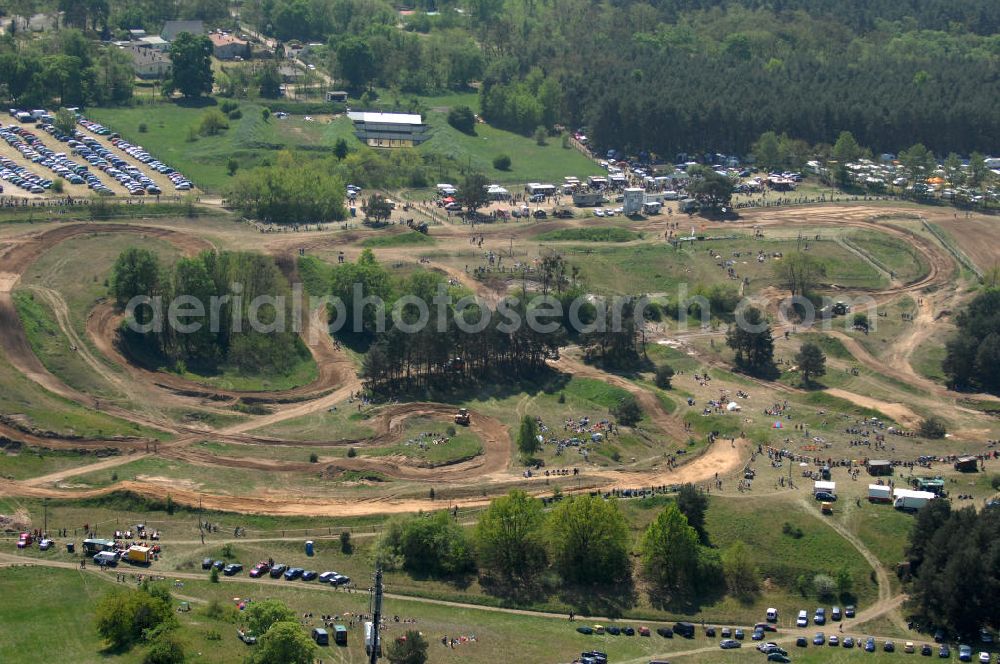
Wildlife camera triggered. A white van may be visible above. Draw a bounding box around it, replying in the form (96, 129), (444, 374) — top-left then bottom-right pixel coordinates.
(766, 608), (778, 622)
(796, 610), (808, 627)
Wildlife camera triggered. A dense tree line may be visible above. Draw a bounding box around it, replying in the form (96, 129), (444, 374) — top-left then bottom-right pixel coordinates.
(0, 29), (133, 107)
(469, 2), (1000, 154)
(382, 487), (758, 608)
(943, 289), (1000, 394)
(111, 247), (309, 376)
(906, 500), (1000, 638)
(227, 151), (347, 224)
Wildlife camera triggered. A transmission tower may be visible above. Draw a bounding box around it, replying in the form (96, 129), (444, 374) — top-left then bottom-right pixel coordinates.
(369, 564), (384, 664)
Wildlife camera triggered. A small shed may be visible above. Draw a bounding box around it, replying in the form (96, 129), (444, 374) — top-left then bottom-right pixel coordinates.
(326, 91), (349, 103)
(954, 456), (979, 472)
(867, 460), (892, 476)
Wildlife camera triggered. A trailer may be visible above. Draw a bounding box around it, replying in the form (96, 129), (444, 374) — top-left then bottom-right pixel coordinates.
(82, 538), (115, 555)
(813, 480), (836, 496)
(126, 545), (152, 564)
(866, 460), (893, 476)
(364, 621), (381, 656)
(868, 484), (892, 503)
(893, 488), (936, 512)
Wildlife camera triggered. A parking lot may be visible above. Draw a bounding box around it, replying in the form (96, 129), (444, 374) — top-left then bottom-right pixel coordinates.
(0, 110), (196, 199)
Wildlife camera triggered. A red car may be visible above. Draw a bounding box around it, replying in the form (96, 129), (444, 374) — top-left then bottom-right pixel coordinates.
(17, 532), (32, 549)
(249, 562), (270, 578)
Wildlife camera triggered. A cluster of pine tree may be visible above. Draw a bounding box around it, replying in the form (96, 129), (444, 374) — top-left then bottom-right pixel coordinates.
(111, 247), (307, 375)
(906, 500), (1000, 637)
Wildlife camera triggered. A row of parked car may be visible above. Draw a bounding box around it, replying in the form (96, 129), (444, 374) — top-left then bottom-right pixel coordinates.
(77, 115), (192, 192)
(67, 135), (161, 196)
(796, 605), (856, 626)
(1, 124), (114, 194)
(201, 558), (351, 586)
(0, 154), (50, 194)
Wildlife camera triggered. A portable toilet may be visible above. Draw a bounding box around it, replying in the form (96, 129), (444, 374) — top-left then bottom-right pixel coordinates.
(305, 540), (314, 556)
(66, 542), (75, 553)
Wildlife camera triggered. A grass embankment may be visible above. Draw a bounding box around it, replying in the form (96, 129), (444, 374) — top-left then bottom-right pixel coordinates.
(535, 227), (642, 243)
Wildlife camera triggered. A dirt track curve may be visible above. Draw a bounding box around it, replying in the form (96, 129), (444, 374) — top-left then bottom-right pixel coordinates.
(0, 203), (986, 515)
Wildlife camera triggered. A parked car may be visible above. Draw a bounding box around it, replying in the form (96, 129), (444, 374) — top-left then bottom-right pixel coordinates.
(223, 563), (243, 576)
(959, 645), (973, 662)
(815, 491), (838, 501)
(301, 570), (318, 581)
(237, 628), (256, 645)
(767, 655), (791, 663)
(212, 560), (225, 571)
(656, 627), (673, 638)
(734, 629), (745, 640)
(704, 627), (716, 637)
(283, 567), (304, 580)
(576, 626), (593, 635)
(922, 644), (933, 656)
(981, 630), (994, 644)
(884, 640), (895, 652)
(978, 653), (991, 664)
(814, 633), (825, 646)
(269, 564), (287, 579)
(202, 558), (213, 570)
(751, 629), (764, 641)
(845, 605), (856, 618)
(38, 539), (53, 550)
(844, 637), (855, 648)
(249, 563), (270, 578)
(721, 628), (731, 638)
(318, 571), (337, 583)
(796, 610), (808, 627)
(829, 635), (840, 647)
(905, 641), (915, 653)
(796, 637), (808, 647)
(720, 639), (741, 649)
(832, 606), (842, 621)
(865, 637), (876, 652)
(754, 623), (777, 633)
(815, 608), (826, 625)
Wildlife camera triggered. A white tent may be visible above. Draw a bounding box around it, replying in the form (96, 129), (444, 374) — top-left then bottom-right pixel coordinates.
(726, 402), (741, 412)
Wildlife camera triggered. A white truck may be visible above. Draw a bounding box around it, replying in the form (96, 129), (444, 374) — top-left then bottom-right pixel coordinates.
(893, 488), (935, 511)
(868, 484), (892, 503)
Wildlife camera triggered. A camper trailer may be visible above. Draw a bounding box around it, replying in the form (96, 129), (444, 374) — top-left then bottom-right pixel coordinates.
(868, 485), (892, 503)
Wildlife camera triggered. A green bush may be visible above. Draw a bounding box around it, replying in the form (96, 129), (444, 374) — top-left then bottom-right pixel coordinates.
(492, 154), (512, 171)
(918, 416), (947, 439)
(447, 105), (476, 134)
(654, 364), (675, 389)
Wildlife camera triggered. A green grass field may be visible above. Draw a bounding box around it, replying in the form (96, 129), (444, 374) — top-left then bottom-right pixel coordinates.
(361, 230), (436, 248)
(88, 102), (355, 192)
(418, 110), (603, 184)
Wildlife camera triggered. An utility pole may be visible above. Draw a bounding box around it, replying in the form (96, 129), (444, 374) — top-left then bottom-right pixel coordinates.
(369, 564), (383, 664)
(43, 498), (48, 536)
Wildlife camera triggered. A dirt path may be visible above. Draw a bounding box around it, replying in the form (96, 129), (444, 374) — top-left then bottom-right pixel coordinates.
(824, 388), (923, 429)
(19, 452), (151, 487)
(798, 496), (909, 634)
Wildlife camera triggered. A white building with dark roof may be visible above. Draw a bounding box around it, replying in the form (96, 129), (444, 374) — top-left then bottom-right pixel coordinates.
(347, 111), (429, 148)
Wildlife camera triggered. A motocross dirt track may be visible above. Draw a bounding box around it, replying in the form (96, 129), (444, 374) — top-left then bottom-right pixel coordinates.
(0, 202), (984, 516)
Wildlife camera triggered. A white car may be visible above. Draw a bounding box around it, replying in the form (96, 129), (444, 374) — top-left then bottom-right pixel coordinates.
(979, 653), (991, 664)
(593, 209), (604, 217)
(796, 610), (808, 628)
